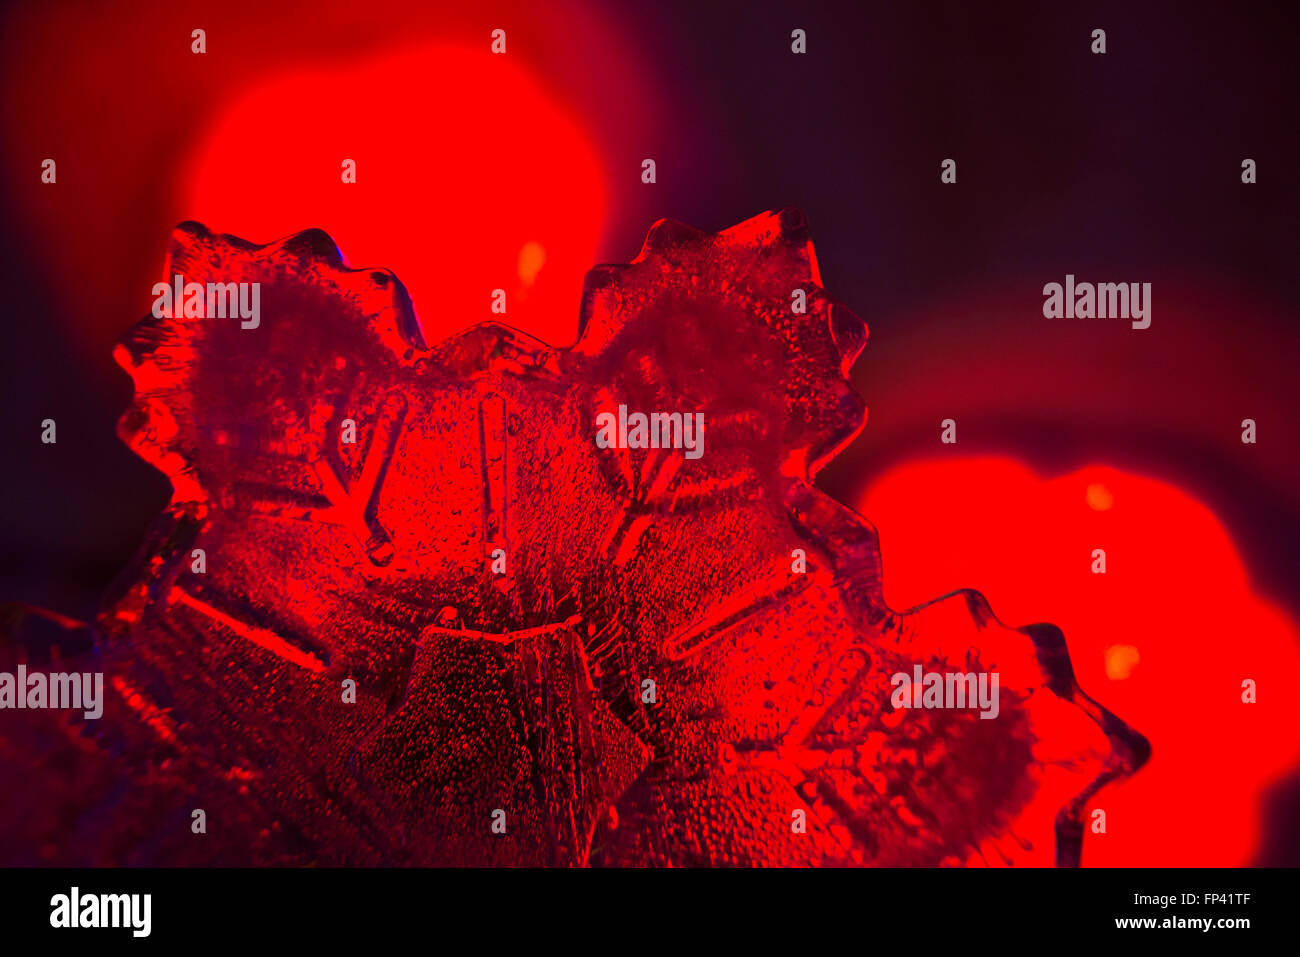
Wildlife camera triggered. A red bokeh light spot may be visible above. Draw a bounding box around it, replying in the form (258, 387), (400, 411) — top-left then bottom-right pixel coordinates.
(182, 45), (606, 348)
(860, 456), (1300, 865)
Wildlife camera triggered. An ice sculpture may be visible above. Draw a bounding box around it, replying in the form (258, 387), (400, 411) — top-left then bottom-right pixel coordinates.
(1, 210), (1147, 866)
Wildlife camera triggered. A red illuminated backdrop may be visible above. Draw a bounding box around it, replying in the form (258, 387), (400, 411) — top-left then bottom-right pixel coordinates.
(1, 0), (1297, 866)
